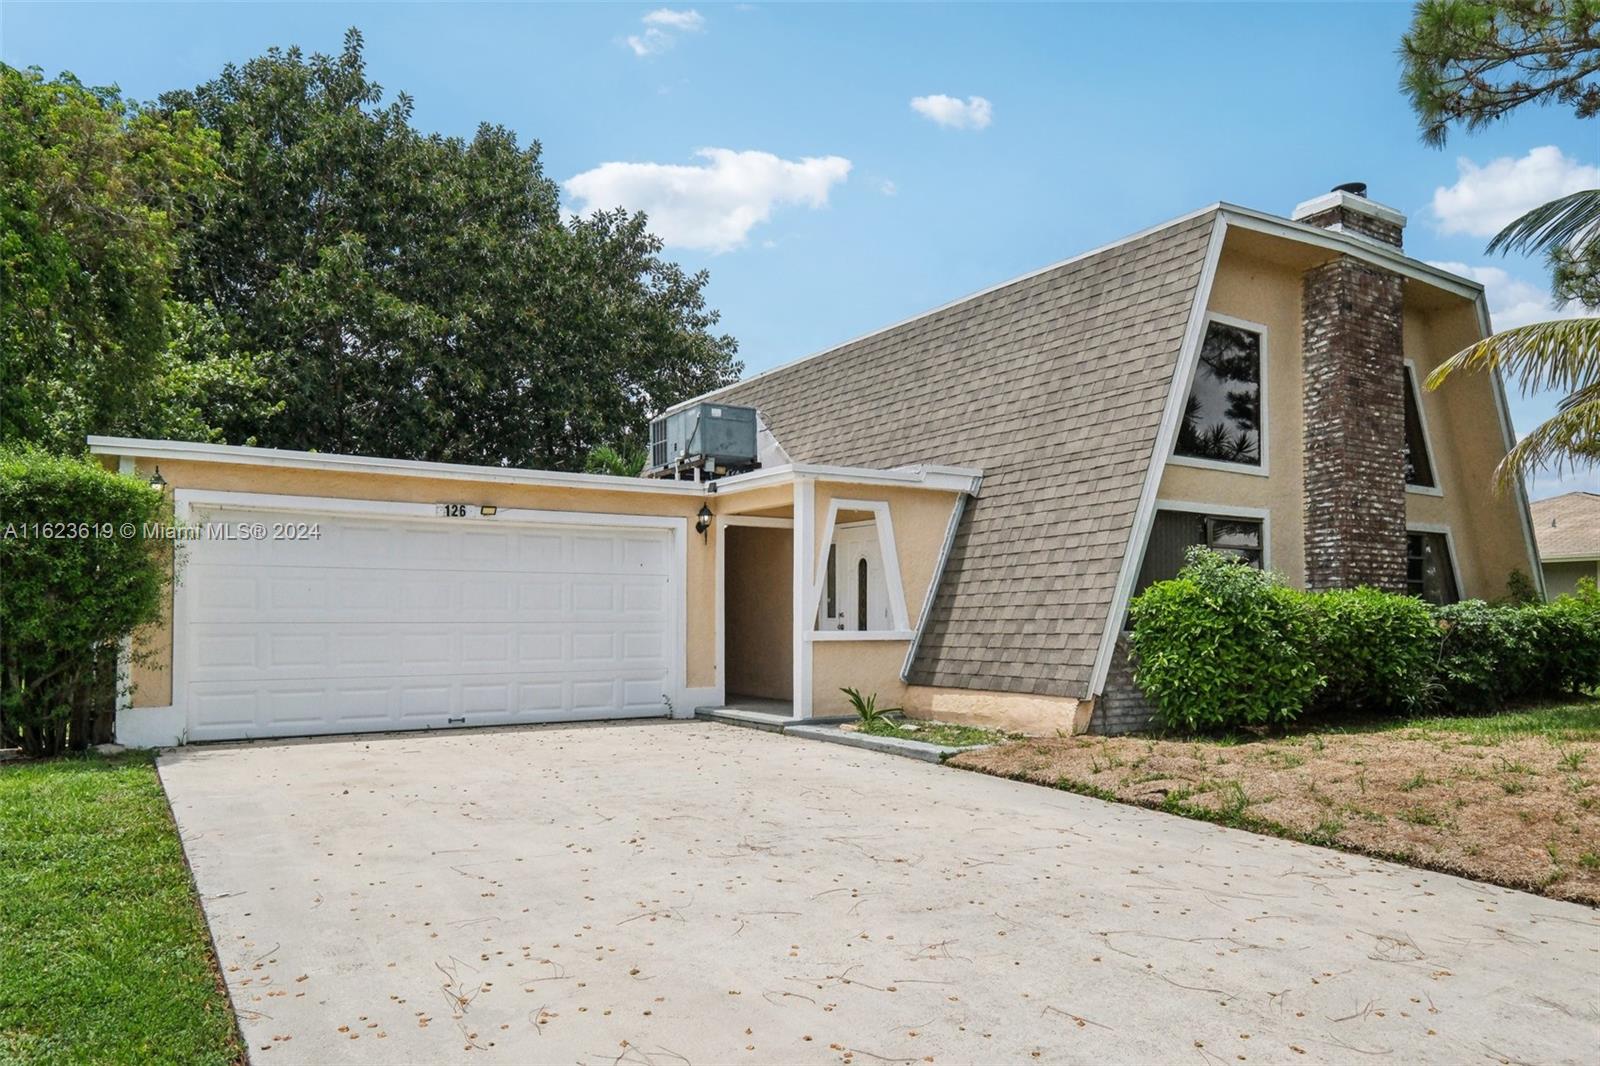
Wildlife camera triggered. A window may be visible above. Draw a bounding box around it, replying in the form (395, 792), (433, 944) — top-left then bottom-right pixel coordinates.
(1135, 509), (1264, 596)
(1175, 319), (1263, 468)
(825, 544), (837, 617)
(857, 559), (869, 631)
(1407, 531), (1459, 605)
(1403, 369), (1436, 489)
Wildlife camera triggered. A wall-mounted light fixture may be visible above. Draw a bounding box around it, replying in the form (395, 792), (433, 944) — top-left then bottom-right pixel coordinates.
(148, 466), (167, 490)
(696, 503), (713, 542)
(479, 505), (498, 516)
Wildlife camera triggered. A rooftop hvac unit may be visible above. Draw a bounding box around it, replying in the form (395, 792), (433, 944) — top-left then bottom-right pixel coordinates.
(648, 403), (759, 478)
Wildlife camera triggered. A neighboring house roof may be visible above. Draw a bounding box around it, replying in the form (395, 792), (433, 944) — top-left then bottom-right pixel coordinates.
(1531, 491), (1600, 561)
(712, 209), (1220, 700)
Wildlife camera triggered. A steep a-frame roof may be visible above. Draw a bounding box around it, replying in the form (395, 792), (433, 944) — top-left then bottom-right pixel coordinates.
(711, 209), (1221, 700)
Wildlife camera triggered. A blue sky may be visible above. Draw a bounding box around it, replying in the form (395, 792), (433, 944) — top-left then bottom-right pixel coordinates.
(5, 2), (1594, 495)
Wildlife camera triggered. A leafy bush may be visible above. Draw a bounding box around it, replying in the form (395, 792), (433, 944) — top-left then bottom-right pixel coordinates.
(1127, 548), (1323, 732)
(1431, 599), (1532, 710)
(1529, 579), (1600, 696)
(0, 449), (172, 755)
(1308, 588), (1441, 715)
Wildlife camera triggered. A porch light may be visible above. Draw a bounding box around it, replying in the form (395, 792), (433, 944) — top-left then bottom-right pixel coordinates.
(148, 466), (167, 490)
(696, 503), (713, 541)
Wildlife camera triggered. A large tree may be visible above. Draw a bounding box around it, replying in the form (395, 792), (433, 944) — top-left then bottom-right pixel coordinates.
(159, 29), (739, 469)
(1401, 1), (1599, 490)
(1, 64), (268, 452)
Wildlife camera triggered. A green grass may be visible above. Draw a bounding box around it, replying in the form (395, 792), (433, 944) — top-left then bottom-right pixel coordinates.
(0, 753), (240, 1065)
(1353, 699), (1600, 743)
(857, 718), (1011, 748)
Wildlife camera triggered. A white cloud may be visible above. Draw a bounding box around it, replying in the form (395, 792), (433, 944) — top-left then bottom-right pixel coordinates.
(910, 94), (992, 130)
(626, 8), (704, 56)
(1427, 260), (1593, 329)
(1431, 146), (1600, 238)
(643, 8), (703, 30)
(565, 148), (852, 253)
(878, 179), (898, 197)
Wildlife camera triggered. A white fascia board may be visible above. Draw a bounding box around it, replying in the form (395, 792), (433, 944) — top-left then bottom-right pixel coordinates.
(1539, 552), (1600, 564)
(1218, 205), (1484, 301)
(713, 462), (983, 497)
(87, 436), (704, 496)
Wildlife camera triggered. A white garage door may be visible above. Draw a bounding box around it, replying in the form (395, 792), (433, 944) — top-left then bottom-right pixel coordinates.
(178, 504), (678, 742)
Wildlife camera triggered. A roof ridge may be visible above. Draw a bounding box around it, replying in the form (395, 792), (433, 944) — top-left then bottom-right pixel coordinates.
(666, 203), (1222, 415)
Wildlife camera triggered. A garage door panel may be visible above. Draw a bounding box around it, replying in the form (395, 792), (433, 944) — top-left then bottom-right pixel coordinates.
(180, 506), (677, 741)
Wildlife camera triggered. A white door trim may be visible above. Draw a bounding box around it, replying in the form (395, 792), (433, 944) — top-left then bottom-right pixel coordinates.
(169, 489), (690, 739)
(805, 498), (911, 635)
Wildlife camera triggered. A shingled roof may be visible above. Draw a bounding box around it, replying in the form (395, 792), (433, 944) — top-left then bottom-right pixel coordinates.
(710, 209), (1220, 700)
(1531, 492), (1600, 561)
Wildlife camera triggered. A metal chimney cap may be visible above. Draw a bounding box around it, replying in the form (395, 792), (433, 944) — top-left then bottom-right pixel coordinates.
(1331, 181), (1368, 198)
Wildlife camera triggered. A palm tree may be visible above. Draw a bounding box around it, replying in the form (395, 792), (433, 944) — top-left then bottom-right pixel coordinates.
(1426, 188), (1600, 492)
(583, 443), (647, 478)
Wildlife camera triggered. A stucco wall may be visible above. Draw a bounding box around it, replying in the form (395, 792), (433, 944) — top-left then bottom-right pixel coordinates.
(1157, 246), (1308, 582)
(1154, 243), (1536, 601)
(806, 482), (962, 717)
(124, 457), (718, 708)
(1400, 301), (1540, 599)
(724, 525), (793, 700)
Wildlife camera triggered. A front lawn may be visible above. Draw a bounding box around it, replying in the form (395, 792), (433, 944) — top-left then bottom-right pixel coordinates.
(950, 699), (1600, 905)
(0, 753), (241, 1064)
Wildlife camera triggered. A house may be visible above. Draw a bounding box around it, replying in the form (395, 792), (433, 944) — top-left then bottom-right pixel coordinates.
(95, 185), (1541, 747)
(1531, 492), (1600, 597)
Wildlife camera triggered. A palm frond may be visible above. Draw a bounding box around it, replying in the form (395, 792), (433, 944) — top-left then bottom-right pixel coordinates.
(1491, 380), (1600, 494)
(1486, 189), (1600, 257)
(1425, 317), (1600, 397)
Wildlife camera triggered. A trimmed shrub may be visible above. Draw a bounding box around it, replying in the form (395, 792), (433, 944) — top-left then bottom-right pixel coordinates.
(1431, 600), (1529, 710)
(1529, 579), (1600, 696)
(1307, 587), (1441, 715)
(0, 449), (172, 755)
(1127, 548), (1323, 732)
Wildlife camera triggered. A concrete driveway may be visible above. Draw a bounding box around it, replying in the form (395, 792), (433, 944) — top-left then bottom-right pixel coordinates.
(159, 720), (1600, 1065)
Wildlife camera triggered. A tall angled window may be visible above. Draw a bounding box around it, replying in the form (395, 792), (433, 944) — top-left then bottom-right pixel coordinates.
(1403, 370), (1436, 489)
(1175, 320), (1262, 467)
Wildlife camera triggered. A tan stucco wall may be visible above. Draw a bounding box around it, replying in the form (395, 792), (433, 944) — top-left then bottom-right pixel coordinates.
(806, 481), (963, 716)
(124, 457), (719, 708)
(724, 525), (793, 699)
(903, 685), (1088, 736)
(812, 642), (911, 717)
(1154, 244), (1536, 601)
(1400, 301), (1539, 599)
(1543, 559), (1600, 599)
(1157, 245), (1308, 582)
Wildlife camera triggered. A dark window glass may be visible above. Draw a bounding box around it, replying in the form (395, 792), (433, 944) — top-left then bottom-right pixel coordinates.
(825, 544), (837, 617)
(1404, 373), (1435, 488)
(1134, 510), (1263, 597)
(1175, 321), (1262, 466)
(1406, 532), (1459, 605)
(856, 558), (868, 631)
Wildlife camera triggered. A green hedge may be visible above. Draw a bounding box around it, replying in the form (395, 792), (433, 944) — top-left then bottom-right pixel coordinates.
(1129, 551), (1600, 733)
(0, 449), (172, 755)
(1126, 548), (1323, 732)
(1308, 587), (1439, 716)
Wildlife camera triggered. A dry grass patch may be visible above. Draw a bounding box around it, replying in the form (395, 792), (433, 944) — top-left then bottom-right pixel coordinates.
(950, 700), (1600, 905)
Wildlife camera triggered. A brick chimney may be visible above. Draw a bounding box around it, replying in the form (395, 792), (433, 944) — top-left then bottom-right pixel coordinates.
(1294, 184), (1408, 592)
(1291, 182), (1406, 248)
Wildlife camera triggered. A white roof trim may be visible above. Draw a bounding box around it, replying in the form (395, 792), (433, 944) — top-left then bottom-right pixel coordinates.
(713, 462), (983, 497)
(1218, 204), (1484, 300)
(1291, 190), (1407, 229)
(88, 436), (705, 495)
